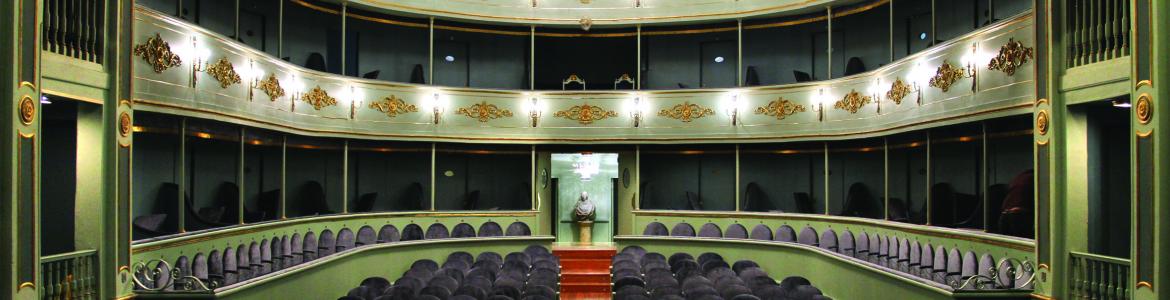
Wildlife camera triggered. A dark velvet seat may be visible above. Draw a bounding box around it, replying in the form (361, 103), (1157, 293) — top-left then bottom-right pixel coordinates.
(336, 228), (356, 252)
(401, 224), (424, 241)
(643, 222), (669, 236)
(451, 223), (476, 238)
(356, 226), (377, 246)
(505, 222), (531, 236)
(748, 224), (772, 240)
(426, 223), (451, 239)
(671, 223), (696, 237)
(818, 229), (838, 251)
(724, 223), (748, 239)
(318, 230), (336, 257)
(698, 223), (723, 238)
(377, 225), (400, 243)
(478, 222), (504, 237)
(797, 226), (819, 246)
(837, 230), (856, 257)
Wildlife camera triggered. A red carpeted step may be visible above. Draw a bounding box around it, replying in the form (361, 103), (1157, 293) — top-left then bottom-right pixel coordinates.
(554, 246), (617, 299)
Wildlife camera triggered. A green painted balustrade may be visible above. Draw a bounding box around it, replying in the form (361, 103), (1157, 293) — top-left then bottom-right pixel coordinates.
(630, 211), (1035, 276)
(131, 211), (540, 270)
(131, 6), (1035, 143)
(617, 236), (1035, 300)
(134, 236), (552, 299)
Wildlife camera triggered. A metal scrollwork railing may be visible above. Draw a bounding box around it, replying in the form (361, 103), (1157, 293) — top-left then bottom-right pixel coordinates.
(41, 249), (98, 300)
(1069, 251), (1130, 300)
(952, 258), (1036, 290)
(132, 259), (217, 292)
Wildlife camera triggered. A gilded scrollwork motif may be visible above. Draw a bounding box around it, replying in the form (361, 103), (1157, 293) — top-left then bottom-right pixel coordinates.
(205, 58), (242, 88)
(1136, 94), (1152, 124)
(834, 90), (872, 114)
(301, 86), (337, 110)
(754, 98), (805, 120)
(18, 96), (35, 125)
(133, 33), (182, 73)
(987, 38), (1034, 76)
(258, 74), (285, 101)
(658, 101), (715, 122)
(1036, 110), (1049, 136)
(554, 103), (618, 125)
(457, 101), (513, 122)
(929, 61), (967, 92)
(369, 95), (418, 119)
(119, 112), (133, 137)
(886, 79), (912, 105)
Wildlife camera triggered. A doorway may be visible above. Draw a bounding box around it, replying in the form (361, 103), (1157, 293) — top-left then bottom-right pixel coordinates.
(551, 153), (618, 244)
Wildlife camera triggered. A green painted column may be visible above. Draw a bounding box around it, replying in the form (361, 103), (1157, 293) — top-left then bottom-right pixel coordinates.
(108, 0), (136, 297)
(1130, 0), (1165, 298)
(2, 1), (41, 299)
(1032, 0), (1059, 298)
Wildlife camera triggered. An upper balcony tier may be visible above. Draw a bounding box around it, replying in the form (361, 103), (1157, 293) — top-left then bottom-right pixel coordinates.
(131, 5), (1036, 143)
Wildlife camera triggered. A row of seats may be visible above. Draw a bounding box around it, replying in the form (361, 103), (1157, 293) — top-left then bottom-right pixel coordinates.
(612, 246), (827, 300)
(340, 245), (560, 300)
(642, 222), (1033, 290)
(135, 221), (533, 290)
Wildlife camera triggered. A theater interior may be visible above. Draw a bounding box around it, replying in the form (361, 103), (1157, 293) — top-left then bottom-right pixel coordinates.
(0, 0), (1166, 299)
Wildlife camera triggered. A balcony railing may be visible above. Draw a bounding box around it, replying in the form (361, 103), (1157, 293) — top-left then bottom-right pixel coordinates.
(42, 0), (105, 64)
(1065, 0), (1129, 68)
(1069, 251), (1130, 300)
(41, 249), (99, 300)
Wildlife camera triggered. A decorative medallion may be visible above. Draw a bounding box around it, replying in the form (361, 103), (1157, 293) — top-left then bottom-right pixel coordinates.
(1136, 94), (1153, 124)
(833, 90), (872, 114)
(119, 112), (133, 137)
(457, 101), (513, 123)
(886, 79), (912, 105)
(18, 96), (34, 125)
(565, 74), (584, 84)
(258, 74), (285, 101)
(987, 38), (1035, 76)
(929, 61), (967, 92)
(554, 103), (617, 125)
(205, 58), (242, 88)
(658, 101), (715, 122)
(1036, 110), (1049, 136)
(301, 86), (337, 110)
(754, 98), (806, 120)
(368, 95), (418, 119)
(133, 33), (182, 73)
(579, 18), (593, 31)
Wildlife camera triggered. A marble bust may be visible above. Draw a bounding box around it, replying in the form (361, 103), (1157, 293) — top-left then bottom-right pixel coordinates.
(573, 191), (596, 222)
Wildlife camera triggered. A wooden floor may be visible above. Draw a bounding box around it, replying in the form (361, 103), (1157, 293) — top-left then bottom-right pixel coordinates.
(554, 245), (616, 300)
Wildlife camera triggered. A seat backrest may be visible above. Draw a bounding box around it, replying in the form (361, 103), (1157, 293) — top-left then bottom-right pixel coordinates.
(837, 230), (855, 256)
(356, 226), (377, 246)
(336, 228), (356, 251)
(643, 222), (669, 236)
(426, 223), (451, 239)
(818, 229), (838, 251)
(725, 224), (748, 239)
(452, 223), (476, 238)
(797, 226), (818, 246)
(505, 222), (531, 236)
(671, 223), (696, 237)
(478, 222), (503, 237)
(774, 225), (796, 242)
(698, 223), (723, 238)
(749, 224), (772, 240)
(378, 225), (400, 243)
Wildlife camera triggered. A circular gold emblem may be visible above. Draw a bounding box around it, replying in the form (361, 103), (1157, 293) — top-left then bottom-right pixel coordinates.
(119, 112), (133, 137)
(1136, 94), (1153, 124)
(18, 96), (35, 125)
(1036, 110), (1049, 136)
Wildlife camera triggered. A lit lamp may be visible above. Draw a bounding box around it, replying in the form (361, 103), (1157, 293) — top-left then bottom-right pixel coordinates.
(287, 75), (304, 110)
(187, 37), (211, 88)
(723, 93), (742, 126)
(909, 63), (931, 106)
(524, 96), (543, 127)
(869, 79), (884, 114)
(962, 43), (979, 92)
(811, 88), (829, 122)
(241, 61), (263, 101)
(627, 96), (648, 128)
(428, 92), (447, 125)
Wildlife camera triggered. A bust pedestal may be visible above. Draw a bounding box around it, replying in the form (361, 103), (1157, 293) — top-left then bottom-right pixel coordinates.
(577, 221), (593, 244)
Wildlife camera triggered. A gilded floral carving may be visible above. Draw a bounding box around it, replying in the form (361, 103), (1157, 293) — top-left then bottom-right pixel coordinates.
(18, 96), (34, 125)
(205, 58), (242, 88)
(119, 112), (133, 137)
(887, 79), (912, 105)
(929, 61), (967, 92)
(834, 90), (872, 114)
(657, 101), (715, 122)
(457, 101), (513, 122)
(1136, 94), (1152, 124)
(1036, 110), (1049, 136)
(554, 103), (617, 125)
(988, 38), (1035, 76)
(301, 86), (337, 110)
(368, 95), (418, 119)
(754, 98), (805, 120)
(258, 74), (285, 101)
(133, 33), (182, 73)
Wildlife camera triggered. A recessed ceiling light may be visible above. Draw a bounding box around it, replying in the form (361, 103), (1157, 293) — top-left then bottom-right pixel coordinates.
(714, 56), (725, 63)
(919, 32), (928, 40)
(444, 55), (455, 62)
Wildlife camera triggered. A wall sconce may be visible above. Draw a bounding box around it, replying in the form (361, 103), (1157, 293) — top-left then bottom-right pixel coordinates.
(909, 63), (930, 106)
(724, 93), (742, 126)
(430, 92), (445, 125)
(240, 60), (262, 101)
(187, 37), (211, 88)
(962, 43), (979, 92)
(287, 75), (304, 110)
(524, 96), (542, 127)
(811, 89), (828, 122)
(626, 95), (649, 128)
(869, 79), (884, 114)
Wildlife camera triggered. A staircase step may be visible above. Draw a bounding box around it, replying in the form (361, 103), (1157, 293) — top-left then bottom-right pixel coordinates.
(560, 258), (612, 271)
(562, 272), (611, 283)
(560, 282), (612, 293)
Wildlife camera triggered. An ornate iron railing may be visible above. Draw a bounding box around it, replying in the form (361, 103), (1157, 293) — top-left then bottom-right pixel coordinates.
(40, 249), (98, 300)
(42, 0), (105, 64)
(1069, 251), (1130, 300)
(1065, 0), (1129, 67)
